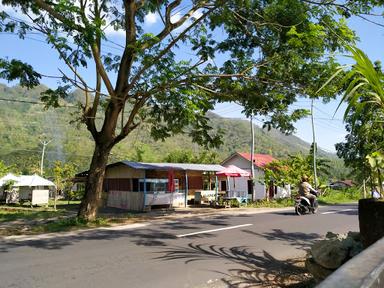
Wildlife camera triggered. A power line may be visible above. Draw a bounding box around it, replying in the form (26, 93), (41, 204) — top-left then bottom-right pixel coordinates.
(0, 97), (77, 108)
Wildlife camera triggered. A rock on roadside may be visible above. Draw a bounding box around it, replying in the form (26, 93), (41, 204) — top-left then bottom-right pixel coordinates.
(306, 231), (363, 282)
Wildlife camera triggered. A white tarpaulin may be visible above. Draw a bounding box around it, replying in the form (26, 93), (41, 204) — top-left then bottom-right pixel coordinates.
(13, 174), (56, 187)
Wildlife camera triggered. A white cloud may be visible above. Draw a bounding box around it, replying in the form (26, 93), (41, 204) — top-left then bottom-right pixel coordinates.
(144, 12), (159, 26)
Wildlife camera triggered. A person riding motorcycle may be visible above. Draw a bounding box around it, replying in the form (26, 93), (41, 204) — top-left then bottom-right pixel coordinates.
(298, 175), (317, 208)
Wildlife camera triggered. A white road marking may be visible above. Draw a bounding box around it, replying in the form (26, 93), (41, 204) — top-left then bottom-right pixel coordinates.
(321, 208), (357, 215)
(176, 223), (253, 238)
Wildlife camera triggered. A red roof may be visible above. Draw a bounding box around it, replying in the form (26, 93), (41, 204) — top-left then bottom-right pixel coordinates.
(238, 152), (276, 168)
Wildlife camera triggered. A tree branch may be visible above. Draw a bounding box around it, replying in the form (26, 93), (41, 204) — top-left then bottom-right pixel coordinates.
(128, 7), (216, 92)
(113, 95), (146, 145)
(141, 0), (209, 50)
(115, 0), (137, 95)
(33, 0), (84, 31)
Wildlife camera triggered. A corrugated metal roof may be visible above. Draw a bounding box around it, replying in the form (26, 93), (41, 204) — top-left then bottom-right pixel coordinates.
(119, 161), (225, 172)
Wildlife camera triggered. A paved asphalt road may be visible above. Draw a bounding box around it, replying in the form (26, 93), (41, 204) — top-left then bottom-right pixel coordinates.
(0, 204), (358, 288)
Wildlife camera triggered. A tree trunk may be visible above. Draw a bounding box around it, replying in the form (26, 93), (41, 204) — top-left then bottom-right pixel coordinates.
(78, 143), (111, 221)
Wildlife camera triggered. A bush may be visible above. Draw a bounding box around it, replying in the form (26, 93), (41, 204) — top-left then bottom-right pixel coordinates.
(318, 188), (362, 204)
(67, 189), (85, 201)
(247, 198), (294, 208)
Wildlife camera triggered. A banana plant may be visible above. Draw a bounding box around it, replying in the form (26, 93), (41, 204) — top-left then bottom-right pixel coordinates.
(366, 151), (384, 195)
(318, 45), (384, 128)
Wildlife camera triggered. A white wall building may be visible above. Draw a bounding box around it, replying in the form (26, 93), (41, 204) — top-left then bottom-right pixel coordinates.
(221, 152), (291, 200)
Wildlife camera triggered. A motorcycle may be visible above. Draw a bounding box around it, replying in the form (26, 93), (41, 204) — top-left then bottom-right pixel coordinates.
(295, 190), (318, 215)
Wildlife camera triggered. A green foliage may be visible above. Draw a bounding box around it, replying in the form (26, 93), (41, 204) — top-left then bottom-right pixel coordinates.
(0, 160), (18, 177)
(263, 152), (331, 188)
(338, 46), (384, 125)
(318, 188), (362, 205)
(49, 161), (77, 197)
(326, 46), (384, 186)
(163, 149), (219, 164)
(0, 0), (361, 140)
(0, 84), (350, 175)
(67, 188), (85, 201)
(247, 198), (294, 208)
(366, 151), (384, 194)
(0, 58), (41, 88)
(1, 0), (372, 218)
(0, 160), (10, 177)
(2, 179), (15, 192)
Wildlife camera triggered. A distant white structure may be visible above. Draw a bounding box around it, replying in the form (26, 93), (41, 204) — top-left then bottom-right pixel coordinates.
(0, 173), (19, 200)
(221, 152), (291, 200)
(0, 174), (56, 205)
(0, 173), (19, 186)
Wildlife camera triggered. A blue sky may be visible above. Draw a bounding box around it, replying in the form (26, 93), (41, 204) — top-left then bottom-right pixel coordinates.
(0, 4), (383, 153)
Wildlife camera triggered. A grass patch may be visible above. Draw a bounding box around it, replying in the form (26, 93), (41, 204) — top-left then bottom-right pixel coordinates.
(0, 208), (67, 223)
(0, 203), (141, 235)
(318, 188), (362, 205)
(0, 200), (79, 226)
(30, 217), (111, 234)
(247, 198), (294, 208)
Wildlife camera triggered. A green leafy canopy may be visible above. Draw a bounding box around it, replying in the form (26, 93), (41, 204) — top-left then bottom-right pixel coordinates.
(1, 0), (380, 219)
(0, 0), (361, 145)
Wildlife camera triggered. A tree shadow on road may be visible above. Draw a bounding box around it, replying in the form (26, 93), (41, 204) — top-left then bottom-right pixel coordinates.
(155, 243), (315, 287)
(0, 217), (227, 252)
(0, 228), (179, 252)
(242, 229), (321, 250)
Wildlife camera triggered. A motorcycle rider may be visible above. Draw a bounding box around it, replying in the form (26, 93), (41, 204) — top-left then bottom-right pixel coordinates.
(298, 175), (317, 208)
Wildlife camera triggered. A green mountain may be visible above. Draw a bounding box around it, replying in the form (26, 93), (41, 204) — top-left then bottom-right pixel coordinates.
(0, 84), (347, 178)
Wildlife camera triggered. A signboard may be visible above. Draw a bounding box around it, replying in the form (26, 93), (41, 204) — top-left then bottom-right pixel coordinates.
(31, 190), (49, 205)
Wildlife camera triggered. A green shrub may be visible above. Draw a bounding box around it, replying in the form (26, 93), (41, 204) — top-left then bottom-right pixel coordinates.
(318, 187), (362, 204)
(247, 198), (294, 208)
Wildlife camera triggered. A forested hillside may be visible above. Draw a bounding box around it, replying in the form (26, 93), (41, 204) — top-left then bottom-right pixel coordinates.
(0, 84), (348, 179)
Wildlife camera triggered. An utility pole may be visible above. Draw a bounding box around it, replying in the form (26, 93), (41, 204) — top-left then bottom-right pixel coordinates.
(40, 139), (52, 176)
(250, 115), (255, 201)
(311, 99), (318, 189)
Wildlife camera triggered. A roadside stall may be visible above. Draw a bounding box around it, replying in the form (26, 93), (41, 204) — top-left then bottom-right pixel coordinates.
(216, 165), (250, 206)
(13, 174), (56, 205)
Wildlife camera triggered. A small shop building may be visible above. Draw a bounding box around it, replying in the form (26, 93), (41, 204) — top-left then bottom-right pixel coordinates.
(77, 161), (226, 211)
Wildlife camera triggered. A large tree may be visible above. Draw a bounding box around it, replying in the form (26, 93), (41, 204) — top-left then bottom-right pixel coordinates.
(0, 0), (377, 220)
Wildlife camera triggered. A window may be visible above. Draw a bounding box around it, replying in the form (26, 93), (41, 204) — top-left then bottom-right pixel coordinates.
(132, 179), (139, 192)
(139, 179), (169, 193)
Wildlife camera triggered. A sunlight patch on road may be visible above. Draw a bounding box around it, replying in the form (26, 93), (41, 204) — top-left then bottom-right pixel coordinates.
(321, 208), (357, 215)
(176, 224), (253, 238)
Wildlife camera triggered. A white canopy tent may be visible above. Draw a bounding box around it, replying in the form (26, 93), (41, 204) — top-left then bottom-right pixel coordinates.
(13, 174), (56, 188)
(0, 173), (19, 186)
(13, 174), (55, 205)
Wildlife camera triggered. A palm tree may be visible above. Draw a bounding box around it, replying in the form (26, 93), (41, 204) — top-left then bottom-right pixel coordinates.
(320, 46), (384, 192)
(339, 46), (384, 126)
